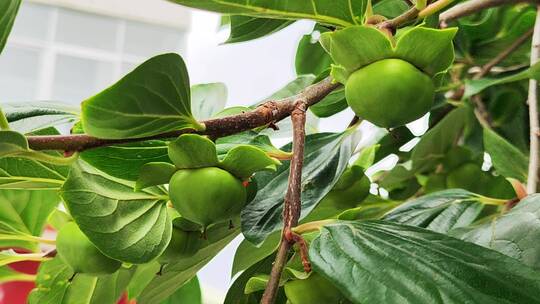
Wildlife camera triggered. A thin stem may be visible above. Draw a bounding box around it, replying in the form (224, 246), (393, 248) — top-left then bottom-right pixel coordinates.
(261, 101), (307, 304)
(527, 6), (540, 194)
(474, 28), (534, 80)
(0, 107), (9, 130)
(27, 78), (339, 152)
(418, 0), (455, 18)
(378, 7), (419, 30)
(439, 0), (537, 24)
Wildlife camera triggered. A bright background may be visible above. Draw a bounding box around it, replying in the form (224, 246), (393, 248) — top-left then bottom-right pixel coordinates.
(0, 1), (419, 302)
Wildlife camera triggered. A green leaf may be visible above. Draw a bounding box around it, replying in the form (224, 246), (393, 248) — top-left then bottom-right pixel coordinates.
(168, 134), (218, 169)
(354, 144), (379, 169)
(244, 274), (269, 294)
(138, 220), (239, 304)
(412, 106), (470, 172)
(136, 162), (177, 190)
(457, 194), (540, 270)
(231, 231), (280, 277)
(169, 0), (365, 27)
(464, 62), (540, 97)
(0, 249), (46, 266)
(0, 189), (59, 250)
(225, 255), (275, 304)
(383, 189), (486, 233)
(295, 28), (332, 76)
(29, 257), (136, 304)
(0, 0), (21, 54)
(372, 0), (409, 18)
(242, 129), (361, 244)
(320, 26), (393, 78)
(127, 262), (161, 300)
(191, 83), (227, 120)
(0, 266), (34, 283)
(395, 27), (457, 76)
(0, 156), (69, 190)
(60, 163), (171, 264)
(0, 130), (77, 165)
(80, 140), (170, 182)
(321, 25), (457, 81)
(2, 101), (79, 134)
(160, 276), (201, 304)
(483, 128), (528, 182)
(310, 220), (540, 304)
(220, 145), (281, 178)
(81, 53), (203, 139)
(0, 130), (29, 156)
(226, 16), (293, 44)
(216, 131), (292, 160)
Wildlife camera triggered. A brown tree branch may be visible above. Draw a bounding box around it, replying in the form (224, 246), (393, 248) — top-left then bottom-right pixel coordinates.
(440, 0), (538, 24)
(261, 101), (307, 304)
(474, 28), (534, 79)
(527, 6), (540, 193)
(26, 77), (339, 152)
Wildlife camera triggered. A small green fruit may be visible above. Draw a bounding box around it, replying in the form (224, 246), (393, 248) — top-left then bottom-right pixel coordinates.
(345, 59), (435, 128)
(284, 273), (350, 304)
(169, 167), (247, 227)
(158, 227), (202, 264)
(56, 222), (121, 275)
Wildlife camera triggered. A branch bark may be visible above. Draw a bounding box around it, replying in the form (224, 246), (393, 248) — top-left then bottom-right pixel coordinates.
(527, 6), (540, 194)
(261, 101), (307, 304)
(26, 77), (339, 151)
(440, 0), (538, 24)
(474, 28), (534, 79)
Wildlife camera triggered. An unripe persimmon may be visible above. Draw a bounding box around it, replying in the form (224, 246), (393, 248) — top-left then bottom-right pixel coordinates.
(169, 167), (246, 227)
(345, 59), (435, 128)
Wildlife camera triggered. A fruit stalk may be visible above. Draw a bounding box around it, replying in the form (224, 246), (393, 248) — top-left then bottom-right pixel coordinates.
(261, 101), (307, 304)
(26, 77), (339, 152)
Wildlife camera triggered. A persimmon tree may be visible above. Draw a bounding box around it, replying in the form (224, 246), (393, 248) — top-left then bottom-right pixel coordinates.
(1, 0), (540, 303)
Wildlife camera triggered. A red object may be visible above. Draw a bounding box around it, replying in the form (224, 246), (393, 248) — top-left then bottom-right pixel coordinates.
(0, 251), (38, 304)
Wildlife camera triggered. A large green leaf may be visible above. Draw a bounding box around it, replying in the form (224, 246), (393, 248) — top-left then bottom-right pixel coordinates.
(28, 257), (135, 304)
(80, 140), (170, 182)
(138, 220), (240, 304)
(383, 189), (486, 233)
(191, 83), (227, 120)
(160, 277), (201, 304)
(231, 231), (280, 277)
(225, 255), (276, 304)
(412, 106), (470, 172)
(0, 157), (69, 190)
(241, 129), (361, 244)
(2, 102), (79, 134)
(82, 53), (203, 139)
(60, 163), (171, 264)
(320, 25), (457, 82)
(0, 189), (59, 250)
(483, 128), (528, 182)
(0, 0), (21, 54)
(226, 16), (293, 44)
(169, 0), (365, 27)
(457, 194), (540, 270)
(310, 220), (540, 304)
(295, 27), (332, 76)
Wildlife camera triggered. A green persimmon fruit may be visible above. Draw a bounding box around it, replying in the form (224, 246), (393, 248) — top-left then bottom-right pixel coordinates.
(169, 167), (247, 227)
(345, 59), (435, 128)
(56, 222), (121, 275)
(284, 273), (350, 304)
(158, 227), (202, 264)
